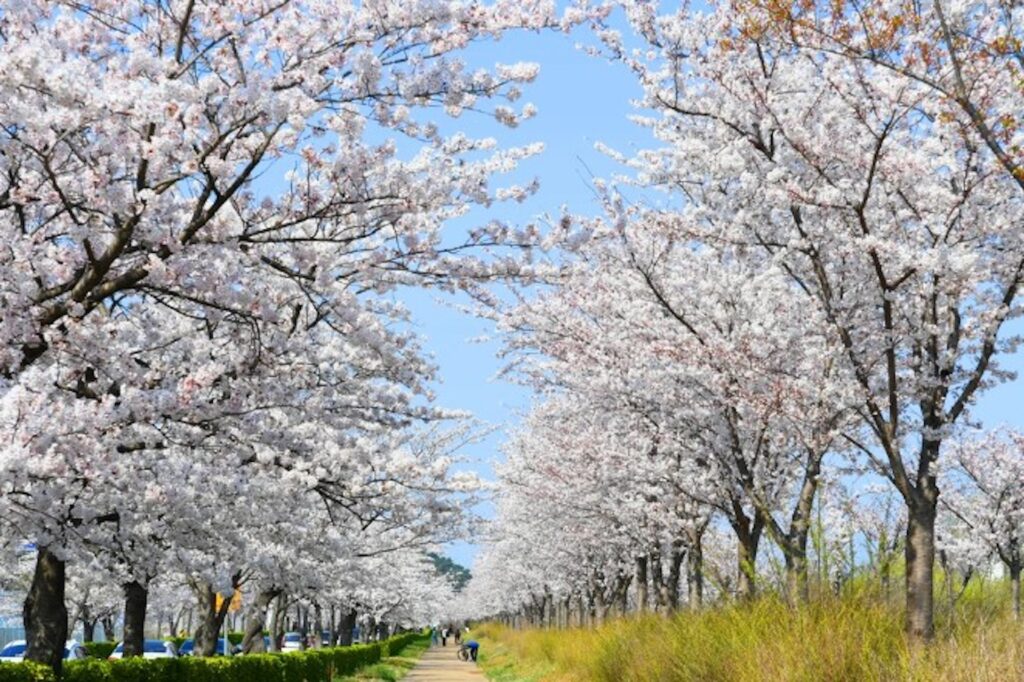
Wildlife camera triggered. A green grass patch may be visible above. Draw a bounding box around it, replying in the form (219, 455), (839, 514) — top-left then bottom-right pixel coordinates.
(338, 636), (430, 681)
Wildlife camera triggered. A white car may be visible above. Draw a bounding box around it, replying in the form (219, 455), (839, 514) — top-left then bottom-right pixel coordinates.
(108, 639), (177, 659)
(0, 640), (87, 662)
(281, 632), (303, 652)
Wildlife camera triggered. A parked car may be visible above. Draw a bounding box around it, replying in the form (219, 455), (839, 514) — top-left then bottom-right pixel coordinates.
(0, 640), (87, 663)
(281, 632), (303, 652)
(177, 638), (233, 656)
(108, 639), (177, 659)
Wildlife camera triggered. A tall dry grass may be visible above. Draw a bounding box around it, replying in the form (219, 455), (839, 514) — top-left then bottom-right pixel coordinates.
(475, 582), (1024, 681)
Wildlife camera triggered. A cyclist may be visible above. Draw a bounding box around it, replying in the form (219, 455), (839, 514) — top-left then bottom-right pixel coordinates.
(464, 639), (479, 662)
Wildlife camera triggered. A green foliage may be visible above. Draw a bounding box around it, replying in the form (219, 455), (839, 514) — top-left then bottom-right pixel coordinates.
(65, 658), (182, 682)
(336, 635), (428, 682)
(82, 642), (116, 660)
(380, 633), (425, 659)
(0, 661), (57, 682)
(164, 638), (187, 652)
(57, 633), (427, 682)
(225, 633), (244, 647)
(428, 553), (471, 593)
(330, 639), (390, 673)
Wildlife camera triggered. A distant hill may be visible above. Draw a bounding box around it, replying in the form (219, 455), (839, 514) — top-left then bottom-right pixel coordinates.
(429, 553), (471, 593)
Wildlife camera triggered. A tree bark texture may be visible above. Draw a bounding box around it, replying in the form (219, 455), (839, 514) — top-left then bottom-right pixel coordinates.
(122, 580), (149, 658)
(241, 589), (280, 653)
(23, 547), (68, 676)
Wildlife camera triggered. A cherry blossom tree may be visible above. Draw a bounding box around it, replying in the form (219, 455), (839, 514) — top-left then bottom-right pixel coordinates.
(66, 566), (123, 643)
(0, 0), (571, 669)
(492, 212), (857, 603)
(942, 428), (1024, 619)
(585, 0), (1024, 640)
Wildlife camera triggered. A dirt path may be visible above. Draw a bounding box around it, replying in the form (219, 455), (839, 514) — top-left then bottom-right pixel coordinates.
(403, 645), (487, 681)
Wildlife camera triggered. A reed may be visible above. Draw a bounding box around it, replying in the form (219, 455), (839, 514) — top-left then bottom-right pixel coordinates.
(474, 584), (1024, 681)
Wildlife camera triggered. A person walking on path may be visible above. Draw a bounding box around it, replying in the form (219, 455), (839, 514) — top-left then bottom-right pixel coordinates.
(430, 626), (439, 646)
(441, 626), (449, 647)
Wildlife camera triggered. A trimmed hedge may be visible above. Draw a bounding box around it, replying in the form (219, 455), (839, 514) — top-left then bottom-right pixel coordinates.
(380, 632), (424, 657)
(54, 633), (429, 682)
(0, 661), (55, 682)
(82, 642), (117, 660)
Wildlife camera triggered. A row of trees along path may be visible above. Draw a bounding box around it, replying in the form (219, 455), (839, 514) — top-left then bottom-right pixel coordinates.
(459, 0), (1024, 645)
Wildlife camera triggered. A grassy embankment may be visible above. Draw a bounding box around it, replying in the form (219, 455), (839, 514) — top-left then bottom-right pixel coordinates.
(339, 634), (431, 681)
(473, 582), (1024, 681)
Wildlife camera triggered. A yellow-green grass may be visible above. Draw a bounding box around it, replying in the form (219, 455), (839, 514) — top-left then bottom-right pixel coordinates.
(475, 581), (1024, 681)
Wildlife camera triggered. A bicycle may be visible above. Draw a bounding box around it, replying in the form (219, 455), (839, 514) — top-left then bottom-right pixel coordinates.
(457, 643), (475, 662)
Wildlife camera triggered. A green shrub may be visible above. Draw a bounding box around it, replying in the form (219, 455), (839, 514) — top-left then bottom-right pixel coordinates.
(381, 633), (426, 658)
(56, 632), (424, 682)
(0, 661), (56, 682)
(330, 642), (381, 675)
(66, 658), (182, 682)
(225, 633), (243, 647)
(164, 637), (187, 652)
(178, 655), (283, 682)
(82, 642), (117, 660)
(64, 659), (113, 682)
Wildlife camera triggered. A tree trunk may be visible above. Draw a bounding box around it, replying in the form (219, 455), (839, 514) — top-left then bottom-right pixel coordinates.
(905, 494), (938, 641)
(687, 539), (704, 609)
(23, 547), (68, 675)
(666, 542), (684, 612)
(122, 580), (149, 658)
(784, 552), (809, 605)
(339, 608), (357, 646)
(191, 580), (232, 657)
(592, 586), (606, 626)
(101, 615), (116, 642)
(1011, 563), (1021, 621)
(313, 603), (323, 648)
(635, 556), (649, 613)
(784, 459), (818, 605)
(329, 605), (337, 646)
(267, 595), (282, 651)
(275, 597), (287, 646)
(242, 589), (279, 653)
(735, 514), (763, 600)
(650, 550), (666, 612)
(82, 619), (96, 643)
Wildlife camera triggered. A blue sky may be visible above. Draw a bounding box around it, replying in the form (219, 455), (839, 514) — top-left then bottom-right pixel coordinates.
(401, 25), (1024, 570)
(399, 27), (647, 568)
